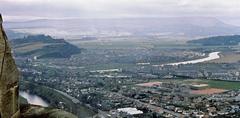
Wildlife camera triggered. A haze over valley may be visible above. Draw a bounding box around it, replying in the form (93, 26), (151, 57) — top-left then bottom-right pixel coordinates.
(4, 17), (240, 42)
(1, 0), (240, 118)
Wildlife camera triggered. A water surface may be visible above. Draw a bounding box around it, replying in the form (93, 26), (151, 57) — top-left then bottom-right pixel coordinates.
(153, 52), (220, 66)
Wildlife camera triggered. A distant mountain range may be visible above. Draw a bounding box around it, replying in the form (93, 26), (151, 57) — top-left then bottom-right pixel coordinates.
(4, 17), (240, 39)
(11, 35), (81, 59)
(188, 35), (240, 46)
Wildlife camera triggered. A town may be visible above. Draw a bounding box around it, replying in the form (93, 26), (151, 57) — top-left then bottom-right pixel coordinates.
(16, 39), (240, 117)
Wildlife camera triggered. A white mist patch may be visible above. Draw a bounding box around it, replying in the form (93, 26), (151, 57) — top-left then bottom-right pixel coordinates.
(20, 91), (49, 107)
(12, 28), (69, 39)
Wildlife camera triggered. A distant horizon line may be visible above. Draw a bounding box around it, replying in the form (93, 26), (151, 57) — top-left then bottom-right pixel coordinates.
(2, 15), (226, 21)
(3, 15), (239, 27)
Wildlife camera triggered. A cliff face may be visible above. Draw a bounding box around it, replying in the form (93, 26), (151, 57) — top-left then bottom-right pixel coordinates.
(0, 14), (20, 118)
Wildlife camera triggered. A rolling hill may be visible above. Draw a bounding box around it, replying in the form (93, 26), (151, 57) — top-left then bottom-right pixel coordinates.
(188, 35), (240, 46)
(11, 35), (81, 59)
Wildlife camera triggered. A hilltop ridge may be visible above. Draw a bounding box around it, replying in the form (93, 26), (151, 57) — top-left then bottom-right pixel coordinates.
(11, 35), (81, 59)
(188, 35), (240, 46)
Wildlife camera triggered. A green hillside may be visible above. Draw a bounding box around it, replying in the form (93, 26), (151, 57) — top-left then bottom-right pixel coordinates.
(11, 35), (81, 59)
(188, 35), (240, 46)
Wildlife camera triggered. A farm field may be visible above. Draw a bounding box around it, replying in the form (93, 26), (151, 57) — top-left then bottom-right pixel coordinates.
(152, 79), (240, 90)
(209, 52), (240, 63)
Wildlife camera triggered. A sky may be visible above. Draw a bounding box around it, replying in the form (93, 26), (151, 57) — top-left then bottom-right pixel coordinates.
(1, 0), (240, 25)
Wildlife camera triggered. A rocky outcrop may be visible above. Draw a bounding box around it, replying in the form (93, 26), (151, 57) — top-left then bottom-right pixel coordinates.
(0, 14), (20, 118)
(20, 105), (77, 118)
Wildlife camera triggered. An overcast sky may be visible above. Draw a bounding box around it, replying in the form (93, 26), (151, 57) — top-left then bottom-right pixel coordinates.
(1, 0), (240, 25)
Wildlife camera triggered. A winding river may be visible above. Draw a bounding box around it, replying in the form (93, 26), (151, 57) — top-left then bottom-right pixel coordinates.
(154, 52), (220, 66)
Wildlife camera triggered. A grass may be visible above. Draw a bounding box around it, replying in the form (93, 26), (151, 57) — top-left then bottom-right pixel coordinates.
(19, 96), (28, 104)
(209, 53), (240, 63)
(152, 79), (240, 90)
(14, 43), (52, 53)
(14, 42), (65, 53)
(200, 79), (240, 90)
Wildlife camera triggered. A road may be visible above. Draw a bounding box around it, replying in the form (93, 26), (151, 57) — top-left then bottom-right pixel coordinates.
(108, 91), (184, 117)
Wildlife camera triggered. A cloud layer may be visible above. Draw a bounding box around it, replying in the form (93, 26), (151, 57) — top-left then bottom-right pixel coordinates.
(1, 0), (240, 23)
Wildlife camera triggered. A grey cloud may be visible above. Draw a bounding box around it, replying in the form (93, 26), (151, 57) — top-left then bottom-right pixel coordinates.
(1, 0), (240, 23)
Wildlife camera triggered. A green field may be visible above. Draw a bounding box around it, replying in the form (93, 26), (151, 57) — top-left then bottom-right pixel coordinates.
(14, 43), (53, 53)
(155, 79), (240, 90)
(193, 79), (240, 90)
